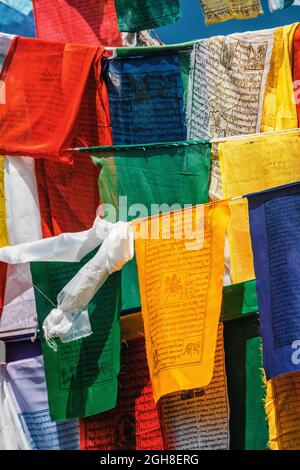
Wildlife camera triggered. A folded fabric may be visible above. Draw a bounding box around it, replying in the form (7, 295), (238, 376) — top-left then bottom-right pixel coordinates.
(268, 0), (294, 11)
(0, 264), (38, 334)
(0, 216), (133, 344)
(246, 182), (300, 380)
(5, 355), (80, 450)
(0, 216), (113, 264)
(0, 364), (29, 449)
(199, 0), (263, 25)
(1, 157), (42, 333)
(0, 37), (104, 161)
(4, 157), (42, 245)
(43, 221), (134, 346)
(0, 32), (14, 71)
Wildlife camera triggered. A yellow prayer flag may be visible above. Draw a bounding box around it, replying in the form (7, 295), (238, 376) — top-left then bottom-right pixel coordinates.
(227, 198), (254, 284)
(134, 202), (229, 402)
(266, 373), (300, 450)
(219, 131), (300, 284)
(200, 0), (263, 25)
(260, 23), (299, 132)
(0, 157), (8, 247)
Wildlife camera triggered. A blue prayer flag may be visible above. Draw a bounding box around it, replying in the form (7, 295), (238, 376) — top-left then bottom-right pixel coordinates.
(247, 182), (300, 380)
(102, 52), (187, 144)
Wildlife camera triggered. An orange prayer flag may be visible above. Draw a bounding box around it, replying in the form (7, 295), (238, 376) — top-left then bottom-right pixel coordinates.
(134, 202), (229, 402)
(266, 373), (300, 450)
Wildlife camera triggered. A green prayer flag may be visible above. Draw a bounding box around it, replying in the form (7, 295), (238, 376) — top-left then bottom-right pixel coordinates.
(116, 42), (194, 58)
(114, 0), (181, 32)
(224, 315), (269, 450)
(30, 252), (121, 421)
(221, 279), (258, 321)
(92, 141), (211, 312)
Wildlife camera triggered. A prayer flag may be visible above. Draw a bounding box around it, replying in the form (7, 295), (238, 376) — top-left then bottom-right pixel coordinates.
(159, 324), (230, 450)
(0, 37), (104, 161)
(247, 182), (300, 380)
(219, 131), (300, 284)
(32, 0), (122, 46)
(5, 356), (80, 449)
(187, 29), (273, 287)
(92, 141), (211, 311)
(260, 23), (298, 132)
(199, 0), (262, 25)
(30, 253), (121, 420)
(103, 52), (187, 145)
(293, 23), (300, 126)
(114, 0), (180, 32)
(221, 280), (258, 321)
(266, 372), (300, 450)
(80, 334), (163, 450)
(0, 157), (8, 316)
(134, 201), (229, 401)
(224, 314), (268, 449)
(0, 364), (29, 449)
(187, 30), (273, 141)
(35, 155), (100, 237)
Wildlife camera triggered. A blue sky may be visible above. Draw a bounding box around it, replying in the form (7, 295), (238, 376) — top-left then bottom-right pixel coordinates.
(157, 0), (300, 43)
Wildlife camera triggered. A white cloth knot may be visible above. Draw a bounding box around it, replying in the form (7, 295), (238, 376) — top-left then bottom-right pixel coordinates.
(41, 219), (134, 349)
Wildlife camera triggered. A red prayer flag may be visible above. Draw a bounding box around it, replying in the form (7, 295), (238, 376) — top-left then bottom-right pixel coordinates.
(33, 0), (122, 46)
(0, 37), (104, 162)
(34, 47), (112, 236)
(80, 337), (164, 450)
(35, 154), (101, 235)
